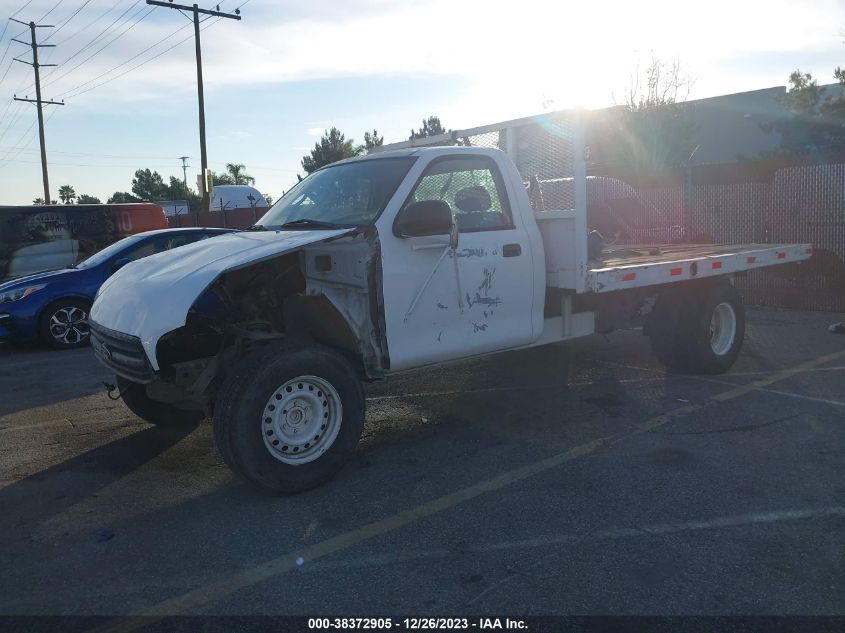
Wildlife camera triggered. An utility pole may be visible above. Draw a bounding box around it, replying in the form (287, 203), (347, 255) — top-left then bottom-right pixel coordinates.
(10, 18), (64, 205)
(147, 1), (242, 212)
(178, 155), (190, 188)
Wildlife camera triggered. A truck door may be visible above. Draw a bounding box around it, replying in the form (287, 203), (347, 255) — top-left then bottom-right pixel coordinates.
(380, 154), (536, 370)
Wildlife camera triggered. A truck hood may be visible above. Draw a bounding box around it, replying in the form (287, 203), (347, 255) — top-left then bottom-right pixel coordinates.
(90, 228), (353, 369)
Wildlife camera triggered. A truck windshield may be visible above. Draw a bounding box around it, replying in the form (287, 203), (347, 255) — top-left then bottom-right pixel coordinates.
(259, 157), (416, 229)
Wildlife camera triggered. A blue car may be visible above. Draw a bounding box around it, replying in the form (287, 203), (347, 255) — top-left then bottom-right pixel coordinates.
(0, 227), (232, 349)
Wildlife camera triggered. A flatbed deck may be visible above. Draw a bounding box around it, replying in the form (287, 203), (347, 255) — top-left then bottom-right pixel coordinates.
(585, 243), (813, 293)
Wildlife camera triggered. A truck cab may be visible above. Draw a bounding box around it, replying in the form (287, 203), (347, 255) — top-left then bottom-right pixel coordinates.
(89, 111), (811, 494)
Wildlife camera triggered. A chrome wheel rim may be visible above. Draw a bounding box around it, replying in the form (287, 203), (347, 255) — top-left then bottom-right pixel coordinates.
(709, 302), (737, 356)
(49, 306), (89, 345)
(261, 375), (343, 465)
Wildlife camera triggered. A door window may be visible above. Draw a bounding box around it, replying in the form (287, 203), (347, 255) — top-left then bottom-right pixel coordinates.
(407, 156), (512, 232)
(121, 234), (201, 262)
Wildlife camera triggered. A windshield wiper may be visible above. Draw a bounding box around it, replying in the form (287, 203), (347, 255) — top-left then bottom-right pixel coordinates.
(278, 218), (350, 230)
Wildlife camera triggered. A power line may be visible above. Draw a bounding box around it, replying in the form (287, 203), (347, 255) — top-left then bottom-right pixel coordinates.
(9, 1), (34, 20)
(0, 106), (58, 168)
(40, 4), (151, 90)
(54, 20), (192, 98)
(0, 25), (28, 88)
(61, 14), (222, 100)
(52, 0), (127, 47)
(0, 143), (299, 173)
(33, 0), (143, 89)
(37, 0), (67, 22)
(0, 99), (27, 146)
(44, 0), (95, 42)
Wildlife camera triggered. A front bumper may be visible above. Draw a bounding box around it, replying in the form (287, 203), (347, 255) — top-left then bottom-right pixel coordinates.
(89, 319), (156, 384)
(0, 311), (39, 342)
(0, 314), (11, 341)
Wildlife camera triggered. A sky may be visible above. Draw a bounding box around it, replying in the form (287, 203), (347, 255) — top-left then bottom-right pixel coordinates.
(0, 0), (842, 204)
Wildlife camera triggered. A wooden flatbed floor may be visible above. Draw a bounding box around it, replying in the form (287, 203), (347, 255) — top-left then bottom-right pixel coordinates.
(596, 243), (798, 269)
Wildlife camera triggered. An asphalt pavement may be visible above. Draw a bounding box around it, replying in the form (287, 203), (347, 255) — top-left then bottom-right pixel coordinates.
(0, 307), (843, 618)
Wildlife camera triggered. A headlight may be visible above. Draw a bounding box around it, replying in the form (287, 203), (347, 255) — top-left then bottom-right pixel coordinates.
(0, 284), (46, 303)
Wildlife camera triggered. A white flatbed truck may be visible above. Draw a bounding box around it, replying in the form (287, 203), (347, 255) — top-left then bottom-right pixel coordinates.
(89, 111), (812, 493)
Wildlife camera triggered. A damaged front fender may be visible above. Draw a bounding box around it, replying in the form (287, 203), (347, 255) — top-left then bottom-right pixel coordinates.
(89, 228), (354, 370)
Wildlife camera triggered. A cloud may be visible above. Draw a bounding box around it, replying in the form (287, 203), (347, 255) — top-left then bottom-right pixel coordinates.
(47, 0), (839, 113)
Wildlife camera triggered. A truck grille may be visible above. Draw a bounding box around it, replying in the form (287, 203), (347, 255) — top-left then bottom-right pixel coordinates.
(89, 320), (155, 384)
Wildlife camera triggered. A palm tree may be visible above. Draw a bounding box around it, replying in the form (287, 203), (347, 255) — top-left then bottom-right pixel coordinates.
(225, 163), (255, 185)
(58, 185), (76, 204)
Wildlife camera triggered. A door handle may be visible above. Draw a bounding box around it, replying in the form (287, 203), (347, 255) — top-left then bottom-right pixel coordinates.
(502, 243), (521, 257)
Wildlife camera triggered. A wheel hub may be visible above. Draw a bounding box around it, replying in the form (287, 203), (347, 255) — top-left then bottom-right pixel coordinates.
(49, 306), (89, 345)
(262, 375), (343, 465)
(709, 302), (737, 356)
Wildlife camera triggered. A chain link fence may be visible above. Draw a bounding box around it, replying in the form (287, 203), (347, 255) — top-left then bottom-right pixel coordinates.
(589, 162), (845, 312)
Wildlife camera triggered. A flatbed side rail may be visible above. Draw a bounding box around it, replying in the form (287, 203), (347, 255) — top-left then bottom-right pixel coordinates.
(585, 244), (813, 293)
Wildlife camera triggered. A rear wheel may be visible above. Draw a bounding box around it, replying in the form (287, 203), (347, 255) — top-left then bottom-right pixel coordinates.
(213, 343), (365, 494)
(117, 376), (204, 426)
(648, 280), (745, 374)
(39, 298), (91, 349)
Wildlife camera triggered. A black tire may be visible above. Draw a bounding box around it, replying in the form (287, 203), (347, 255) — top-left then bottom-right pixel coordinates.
(213, 342), (365, 494)
(39, 298), (91, 349)
(117, 375), (205, 426)
(647, 288), (692, 371)
(648, 280), (745, 374)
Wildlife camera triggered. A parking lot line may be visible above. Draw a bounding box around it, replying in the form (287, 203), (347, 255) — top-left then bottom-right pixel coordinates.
(366, 375), (672, 402)
(592, 359), (845, 379)
(90, 348), (845, 631)
(296, 505), (845, 575)
(465, 505), (845, 606)
(693, 376), (845, 407)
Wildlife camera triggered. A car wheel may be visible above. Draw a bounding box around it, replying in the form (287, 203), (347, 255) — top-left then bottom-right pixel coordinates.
(39, 298), (91, 349)
(213, 342), (365, 494)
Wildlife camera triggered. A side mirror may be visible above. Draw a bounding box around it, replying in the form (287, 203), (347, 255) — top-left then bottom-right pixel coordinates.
(112, 257), (130, 272)
(394, 200), (454, 238)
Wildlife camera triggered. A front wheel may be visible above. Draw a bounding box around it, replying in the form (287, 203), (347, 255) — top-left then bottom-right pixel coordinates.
(213, 343), (365, 494)
(39, 298), (91, 348)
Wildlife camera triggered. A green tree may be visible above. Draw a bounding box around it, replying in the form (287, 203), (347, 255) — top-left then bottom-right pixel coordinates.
(224, 162), (255, 185)
(107, 191), (141, 204)
(32, 197), (45, 204)
(131, 168), (169, 201)
(77, 194), (101, 204)
(361, 129), (383, 152)
(264, 194), (273, 206)
(212, 171), (234, 186)
(301, 127), (358, 174)
(762, 68), (845, 156)
(58, 185), (76, 204)
(165, 176), (201, 211)
(410, 116), (446, 140)
(589, 57), (697, 172)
